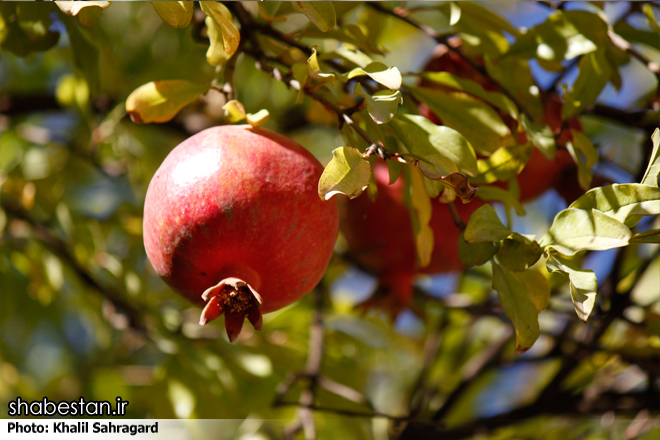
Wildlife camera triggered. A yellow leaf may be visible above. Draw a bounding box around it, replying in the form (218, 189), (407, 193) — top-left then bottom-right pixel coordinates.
(410, 167), (434, 268)
(222, 100), (246, 123)
(150, 1), (194, 29)
(318, 147), (371, 200)
(200, 1), (240, 56)
(126, 80), (209, 124)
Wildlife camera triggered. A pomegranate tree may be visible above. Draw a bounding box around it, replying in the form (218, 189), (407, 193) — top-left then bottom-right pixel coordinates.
(143, 125), (339, 341)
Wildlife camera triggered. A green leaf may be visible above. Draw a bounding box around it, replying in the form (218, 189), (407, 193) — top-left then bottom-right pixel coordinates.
(540, 208), (632, 256)
(409, 86), (513, 154)
(307, 47), (336, 83)
(291, 63), (309, 104)
(205, 16), (230, 66)
(458, 232), (499, 267)
(496, 233), (543, 272)
(566, 128), (598, 190)
(476, 185), (526, 216)
(353, 84), (402, 125)
(546, 254), (597, 321)
(126, 80), (209, 124)
(391, 114), (478, 177)
(464, 204), (511, 244)
(568, 183), (660, 224)
(484, 55), (545, 122)
(151, 1), (193, 28)
(344, 62), (402, 90)
(643, 4), (660, 36)
(506, 10), (607, 62)
(292, 1), (336, 32)
(318, 147), (371, 201)
(455, 2), (520, 56)
(420, 71), (518, 120)
(331, 44), (373, 68)
(631, 229), (660, 244)
(521, 114), (556, 160)
(493, 262), (549, 354)
(475, 143), (533, 184)
(410, 167), (434, 268)
(200, 1), (240, 56)
(641, 128), (660, 187)
(562, 50), (610, 120)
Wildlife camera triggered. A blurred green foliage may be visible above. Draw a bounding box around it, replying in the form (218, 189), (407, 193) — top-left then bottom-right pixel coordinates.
(1, 2), (659, 439)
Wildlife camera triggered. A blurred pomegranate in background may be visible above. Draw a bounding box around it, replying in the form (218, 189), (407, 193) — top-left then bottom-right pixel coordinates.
(339, 161), (483, 316)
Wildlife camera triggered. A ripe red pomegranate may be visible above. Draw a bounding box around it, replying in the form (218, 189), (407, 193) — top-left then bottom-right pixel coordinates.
(419, 43), (583, 203)
(143, 125), (339, 341)
(340, 161), (483, 315)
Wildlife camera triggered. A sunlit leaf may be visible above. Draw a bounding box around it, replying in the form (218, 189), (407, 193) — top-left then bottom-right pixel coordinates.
(126, 80), (209, 124)
(246, 109), (270, 128)
(331, 44), (373, 68)
(456, 2), (519, 56)
(484, 55), (545, 122)
(344, 62), (402, 90)
(55, 1), (110, 26)
(292, 1), (336, 32)
(493, 262), (549, 354)
(205, 16), (230, 66)
(562, 50), (610, 120)
(420, 71), (518, 120)
(307, 47), (336, 83)
(641, 128), (660, 187)
(546, 253), (597, 321)
(318, 147), (371, 201)
(475, 143), (533, 184)
(354, 84), (402, 125)
(391, 114), (478, 177)
(222, 99), (246, 123)
(506, 10), (607, 61)
(569, 184), (660, 224)
(55, 1), (110, 16)
(464, 204), (511, 243)
(200, 1), (240, 56)
(150, 1), (193, 29)
(409, 86), (513, 154)
(540, 208), (632, 256)
(521, 114), (556, 160)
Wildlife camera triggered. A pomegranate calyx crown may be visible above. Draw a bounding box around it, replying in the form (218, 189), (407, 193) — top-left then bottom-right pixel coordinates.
(199, 277), (264, 342)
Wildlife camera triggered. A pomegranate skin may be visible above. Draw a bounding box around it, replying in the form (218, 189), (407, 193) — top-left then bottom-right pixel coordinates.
(340, 162), (483, 309)
(143, 125), (339, 316)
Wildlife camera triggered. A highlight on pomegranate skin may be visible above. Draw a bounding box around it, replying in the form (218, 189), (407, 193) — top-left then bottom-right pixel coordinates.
(143, 125), (339, 342)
